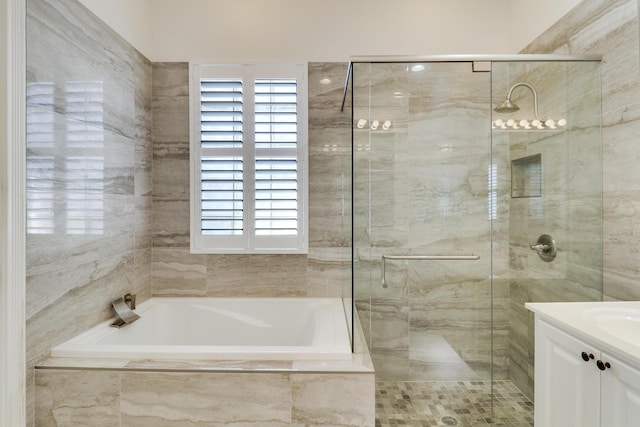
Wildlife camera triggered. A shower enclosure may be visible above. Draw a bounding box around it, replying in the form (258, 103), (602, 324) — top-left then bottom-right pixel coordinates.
(347, 56), (602, 425)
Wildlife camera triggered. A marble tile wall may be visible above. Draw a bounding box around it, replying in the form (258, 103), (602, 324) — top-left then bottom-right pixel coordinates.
(151, 62), (352, 299)
(522, 0), (640, 300)
(490, 59), (604, 399)
(502, 66), (602, 399)
(25, 0), (152, 423)
(508, 0), (640, 400)
(35, 368), (375, 426)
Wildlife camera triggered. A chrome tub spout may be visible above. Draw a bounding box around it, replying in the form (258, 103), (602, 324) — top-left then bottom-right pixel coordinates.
(110, 292), (140, 328)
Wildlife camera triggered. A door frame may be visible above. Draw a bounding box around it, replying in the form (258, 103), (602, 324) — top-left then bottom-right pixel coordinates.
(1, 0), (26, 424)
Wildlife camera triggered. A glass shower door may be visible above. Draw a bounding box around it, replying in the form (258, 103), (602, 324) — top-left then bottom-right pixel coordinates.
(351, 57), (601, 427)
(353, 61), (494, 387)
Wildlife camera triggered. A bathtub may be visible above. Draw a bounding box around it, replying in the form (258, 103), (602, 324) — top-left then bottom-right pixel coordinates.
(51, 297), (353, 361)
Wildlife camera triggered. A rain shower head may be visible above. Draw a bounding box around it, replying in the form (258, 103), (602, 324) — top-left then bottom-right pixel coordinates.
(494, 98), (520, 113)
(492, 82), (567, 130)
(494, 82), (538, 117)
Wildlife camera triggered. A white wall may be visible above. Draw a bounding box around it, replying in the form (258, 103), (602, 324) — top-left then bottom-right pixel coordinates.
(508, 0), (583, 51)
(78, 0), (153, 58)
(77, 0), (585, 62)
(147, 0), (512, 62)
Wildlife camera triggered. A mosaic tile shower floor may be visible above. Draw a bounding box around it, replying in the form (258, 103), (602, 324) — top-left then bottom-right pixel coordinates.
(375, 380), (533, 427)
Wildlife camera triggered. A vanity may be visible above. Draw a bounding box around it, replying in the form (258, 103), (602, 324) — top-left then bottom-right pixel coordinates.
(526, 301), (640, 427)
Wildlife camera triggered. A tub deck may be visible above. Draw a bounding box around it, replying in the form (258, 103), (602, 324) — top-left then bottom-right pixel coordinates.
(35, 298), (375, 426)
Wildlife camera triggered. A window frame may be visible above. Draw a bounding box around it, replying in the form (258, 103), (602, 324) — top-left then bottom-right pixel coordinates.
(189, 63), (308, 254)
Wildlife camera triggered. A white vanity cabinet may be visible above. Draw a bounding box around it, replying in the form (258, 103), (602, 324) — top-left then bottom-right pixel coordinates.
(600, 352), (640, 426)
(535, 318), (640, 427)
(534, 319), (600, 426)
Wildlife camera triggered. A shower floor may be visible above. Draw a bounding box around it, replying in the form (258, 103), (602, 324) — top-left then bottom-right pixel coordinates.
(375, 380), (533, 426)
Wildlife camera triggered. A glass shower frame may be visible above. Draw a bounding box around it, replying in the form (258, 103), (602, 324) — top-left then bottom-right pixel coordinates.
(347, 55), (603, 420)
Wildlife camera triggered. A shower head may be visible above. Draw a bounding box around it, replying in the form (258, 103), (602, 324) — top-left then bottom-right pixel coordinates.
(492, 82), (567, 130)
(494, 82), (539, 118)
(494, 98), (520, 113)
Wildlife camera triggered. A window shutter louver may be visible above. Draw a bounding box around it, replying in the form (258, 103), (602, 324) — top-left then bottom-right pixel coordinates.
(199, 80), (244, 236)
(200, 80), (243, 148)
(254, 79), (298, 149)
(255, 158), (298, 235)
(254, 79), (299, 236)
(200, 157), (244, 235)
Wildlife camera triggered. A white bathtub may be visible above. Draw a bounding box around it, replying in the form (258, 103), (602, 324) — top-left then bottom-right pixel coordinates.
(51, 297), (353, 361)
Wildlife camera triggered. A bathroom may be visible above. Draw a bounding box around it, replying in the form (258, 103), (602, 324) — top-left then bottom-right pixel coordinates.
(2, 0), (640, 425)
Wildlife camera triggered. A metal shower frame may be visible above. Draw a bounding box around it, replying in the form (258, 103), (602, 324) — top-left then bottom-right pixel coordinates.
(341, 54), (602, 112)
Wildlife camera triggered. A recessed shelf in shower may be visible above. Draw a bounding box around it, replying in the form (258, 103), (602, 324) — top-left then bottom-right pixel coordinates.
(511, 154), (542, 198)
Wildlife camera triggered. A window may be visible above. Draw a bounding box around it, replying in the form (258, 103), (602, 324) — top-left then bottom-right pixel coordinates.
(190, 64), (308, 253)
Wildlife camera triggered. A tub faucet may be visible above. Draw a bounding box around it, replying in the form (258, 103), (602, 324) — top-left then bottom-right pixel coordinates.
(124, 292), (136, 310)
(110, 292), (141, 328)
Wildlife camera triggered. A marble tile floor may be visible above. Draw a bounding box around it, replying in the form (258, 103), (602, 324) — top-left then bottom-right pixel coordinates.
(375, 380), (533, 427)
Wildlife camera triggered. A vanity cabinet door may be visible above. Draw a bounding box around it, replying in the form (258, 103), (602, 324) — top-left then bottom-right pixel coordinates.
(600, 353), (640, 427)
(535, 319), (600, 427)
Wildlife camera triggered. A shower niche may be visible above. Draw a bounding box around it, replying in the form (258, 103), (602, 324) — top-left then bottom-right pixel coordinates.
(348, 56), (603, 425)
(511, 154), (542, 198)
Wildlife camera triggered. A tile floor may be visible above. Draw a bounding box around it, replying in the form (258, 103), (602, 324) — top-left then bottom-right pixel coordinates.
(375, 380), (533, 426)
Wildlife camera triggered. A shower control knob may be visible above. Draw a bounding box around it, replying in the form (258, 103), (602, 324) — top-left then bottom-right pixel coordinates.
(581, 352), (594, 362)
(530, 234), (557, 262)
(596, 360), (611, 371)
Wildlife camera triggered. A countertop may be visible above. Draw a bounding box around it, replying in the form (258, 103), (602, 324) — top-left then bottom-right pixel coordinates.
(526, 301), (640, 367)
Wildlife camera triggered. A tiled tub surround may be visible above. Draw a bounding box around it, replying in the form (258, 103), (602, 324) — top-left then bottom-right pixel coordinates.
(26, 0), (153, 357)
(26, 2), (354, 421)
(151, 61), (352, 300)
(26, 0), (153, 423)
(36, 299), (374, 426)
(35, 290), (372, 426)
(35, 357), (375, 427)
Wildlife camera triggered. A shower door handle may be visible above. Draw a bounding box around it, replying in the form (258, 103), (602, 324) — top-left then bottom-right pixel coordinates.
(380, 254), (480, 288)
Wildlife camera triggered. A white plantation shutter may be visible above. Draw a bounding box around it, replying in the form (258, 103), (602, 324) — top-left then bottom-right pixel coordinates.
(201, 157), (244, 235)
(255, 157), (298, 235)
(191, 64), (307, 253)
(254, 79), (299, 237)
(199, 80), (244, 236)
